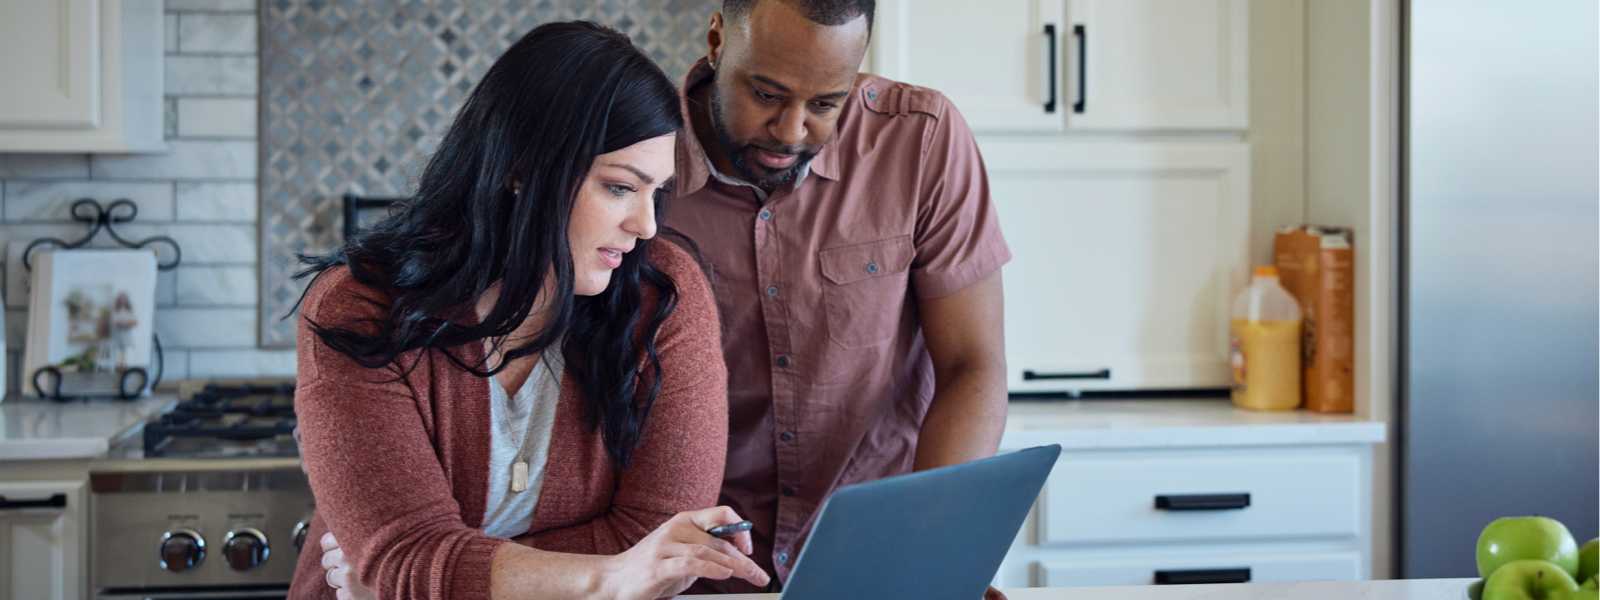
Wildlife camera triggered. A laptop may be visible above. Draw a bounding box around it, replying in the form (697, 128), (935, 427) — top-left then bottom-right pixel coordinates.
(777, 444), (1062, 600)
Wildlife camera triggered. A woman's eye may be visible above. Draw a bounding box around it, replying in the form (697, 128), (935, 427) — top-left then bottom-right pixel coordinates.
(606, 184), (632, 197)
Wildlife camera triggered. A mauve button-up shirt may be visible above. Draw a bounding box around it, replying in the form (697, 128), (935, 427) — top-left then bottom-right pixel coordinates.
(665, 59), (1010, 588)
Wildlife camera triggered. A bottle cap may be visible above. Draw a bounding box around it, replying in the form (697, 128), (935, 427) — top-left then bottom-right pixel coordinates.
(1254, 266), (1279, 278)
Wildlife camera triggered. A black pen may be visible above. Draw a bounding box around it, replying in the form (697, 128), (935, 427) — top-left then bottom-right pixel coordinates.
(705, 520), (753, 538)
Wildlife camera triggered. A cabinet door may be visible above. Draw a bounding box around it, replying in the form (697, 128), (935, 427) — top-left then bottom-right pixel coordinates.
(983, 141), (1249, 392)
(0, 0), (98, 128)
(0, 480), (84, 600)
(1067, 0), (1249, 130)
(873, 0), (1067, 132)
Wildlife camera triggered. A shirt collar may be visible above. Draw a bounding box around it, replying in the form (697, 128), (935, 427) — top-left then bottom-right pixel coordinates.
(675, 57), (840, 199)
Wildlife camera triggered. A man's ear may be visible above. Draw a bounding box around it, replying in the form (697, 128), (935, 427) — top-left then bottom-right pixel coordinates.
(706, 12), (725, 68)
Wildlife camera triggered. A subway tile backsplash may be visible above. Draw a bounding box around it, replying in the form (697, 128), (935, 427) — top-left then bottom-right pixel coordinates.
(0, 0), (278, 390)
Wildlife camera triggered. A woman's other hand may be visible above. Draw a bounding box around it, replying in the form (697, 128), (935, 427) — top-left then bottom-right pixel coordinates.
(320, 532), (376, 600)
(599, 506), (769, 600)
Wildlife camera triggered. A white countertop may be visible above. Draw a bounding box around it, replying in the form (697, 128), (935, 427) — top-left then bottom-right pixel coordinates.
(999, 399), (1387, 450)
(0, 395), (175, 460)
(690, 579), (1476, 600)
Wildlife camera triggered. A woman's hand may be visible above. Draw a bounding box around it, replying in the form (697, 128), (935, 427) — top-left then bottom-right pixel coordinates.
(321, 532), (377, 600)
(597, 506), (770, 600)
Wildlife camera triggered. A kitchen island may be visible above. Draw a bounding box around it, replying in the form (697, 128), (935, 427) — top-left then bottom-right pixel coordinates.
(687, 578), (1476, 599)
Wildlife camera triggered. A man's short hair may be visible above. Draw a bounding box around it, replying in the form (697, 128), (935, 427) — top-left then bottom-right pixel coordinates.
(723, 0), (875, 32)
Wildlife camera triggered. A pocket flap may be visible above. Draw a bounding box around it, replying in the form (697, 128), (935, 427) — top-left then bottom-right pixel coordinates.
(819, 235), (914, 285)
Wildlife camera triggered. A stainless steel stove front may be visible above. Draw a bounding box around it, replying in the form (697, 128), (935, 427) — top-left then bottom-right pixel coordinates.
(90, 458), (313, 598)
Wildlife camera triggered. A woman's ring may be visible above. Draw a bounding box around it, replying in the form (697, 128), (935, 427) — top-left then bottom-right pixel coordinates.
(326, 566), (340, 589)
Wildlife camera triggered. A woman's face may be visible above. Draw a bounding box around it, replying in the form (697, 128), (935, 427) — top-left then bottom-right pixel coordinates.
(568, 133), (676, 296)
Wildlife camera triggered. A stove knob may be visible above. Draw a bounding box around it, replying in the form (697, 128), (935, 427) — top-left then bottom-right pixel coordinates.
(159, 528), (206, 573)
(223, 527), (269, 571)
(292, 520), (311, 553)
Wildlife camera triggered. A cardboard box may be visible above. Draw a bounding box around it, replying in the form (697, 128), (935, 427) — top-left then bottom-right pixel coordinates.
(1273, 227), (1355, 413)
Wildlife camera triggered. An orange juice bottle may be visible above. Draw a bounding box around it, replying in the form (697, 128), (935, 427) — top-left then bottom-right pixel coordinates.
(1230, 266), (1303, 410)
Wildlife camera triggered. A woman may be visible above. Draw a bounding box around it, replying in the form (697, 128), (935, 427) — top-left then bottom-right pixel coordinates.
(288, 22), (766, 600)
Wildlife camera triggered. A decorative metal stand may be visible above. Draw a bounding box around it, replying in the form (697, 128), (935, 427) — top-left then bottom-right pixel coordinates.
(23, 198), (180, 401)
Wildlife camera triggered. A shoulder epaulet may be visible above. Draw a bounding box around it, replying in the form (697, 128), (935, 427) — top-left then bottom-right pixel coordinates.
(859, 79), (947, 119)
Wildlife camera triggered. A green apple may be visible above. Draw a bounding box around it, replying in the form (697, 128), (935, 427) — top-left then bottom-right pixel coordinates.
(1482, 559), (1579, 600)
(1559, 590), (1598, 600)
(1578, 539), (1598, 583)
(1583, 576), (1597, 591)
(1478, 517), (1581, 579)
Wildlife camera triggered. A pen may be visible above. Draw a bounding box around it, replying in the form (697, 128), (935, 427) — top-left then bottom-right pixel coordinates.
(705, 520), (753, 538)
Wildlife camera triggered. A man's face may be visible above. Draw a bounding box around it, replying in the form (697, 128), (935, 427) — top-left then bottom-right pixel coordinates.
(707, 1), (869, 188)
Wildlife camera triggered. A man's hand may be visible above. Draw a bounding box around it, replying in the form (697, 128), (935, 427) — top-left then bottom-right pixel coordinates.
(986, 585), (1009, 600)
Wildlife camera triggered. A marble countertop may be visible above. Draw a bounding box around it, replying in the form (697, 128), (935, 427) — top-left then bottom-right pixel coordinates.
(1000, 398), (1387, 450)
(689, 579), (1476, 600)
(0, 395), (176, 460)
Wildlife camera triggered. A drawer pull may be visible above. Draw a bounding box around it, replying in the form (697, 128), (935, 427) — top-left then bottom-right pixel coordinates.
(0, 493), (66, 510)
(1154, 567), (1251, 585)
(1154, 493), (1251, 511)
(1023, 369), (1111, 380)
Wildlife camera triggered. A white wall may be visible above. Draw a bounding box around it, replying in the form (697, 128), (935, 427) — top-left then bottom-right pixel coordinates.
(0, 0), (293, 392)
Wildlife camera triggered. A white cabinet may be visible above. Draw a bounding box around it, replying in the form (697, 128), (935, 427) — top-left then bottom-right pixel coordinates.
(0, 480), (85, 600)
(0, 0), (165, 152)
(991, 410), (1381, 590)
(984, 141), (1249, 392)
(870, 0), (1246, 132)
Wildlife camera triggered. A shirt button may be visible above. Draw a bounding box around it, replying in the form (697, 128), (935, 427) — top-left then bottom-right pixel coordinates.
(776, 356), (789, 368)
(866, 262), (879, 274)
(783, 486), (797, 497)
(760, 208), (772, 220)
(766, 285), (779, 297)
(867, 90), (877, 101)
(778, 553), (789, 564)
(780, 432), (793, 442)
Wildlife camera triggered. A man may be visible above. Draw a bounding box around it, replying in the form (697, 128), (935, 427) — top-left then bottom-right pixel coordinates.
(666, 0), (1012, 593)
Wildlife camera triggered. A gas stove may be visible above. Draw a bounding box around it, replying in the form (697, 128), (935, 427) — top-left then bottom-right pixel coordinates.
(91, 379), (312, 599)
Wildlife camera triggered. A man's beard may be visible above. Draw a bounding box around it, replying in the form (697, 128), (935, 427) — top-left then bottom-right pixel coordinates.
(709, 79), (819, 189)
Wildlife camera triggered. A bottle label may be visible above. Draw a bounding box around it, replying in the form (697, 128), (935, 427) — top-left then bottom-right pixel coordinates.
(1230, 331), (1247, 393)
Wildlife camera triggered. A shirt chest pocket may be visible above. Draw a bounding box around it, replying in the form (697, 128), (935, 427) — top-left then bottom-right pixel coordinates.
(818, 235), (914, 349)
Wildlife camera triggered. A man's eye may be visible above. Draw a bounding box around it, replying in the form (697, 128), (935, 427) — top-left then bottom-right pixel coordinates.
(813, 102), (838, 111)
(756, 90), (781, 102)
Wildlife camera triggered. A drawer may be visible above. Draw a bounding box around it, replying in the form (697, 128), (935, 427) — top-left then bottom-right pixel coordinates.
(1042, 450), (1360, 544)
(1039, 550), (1362, 587)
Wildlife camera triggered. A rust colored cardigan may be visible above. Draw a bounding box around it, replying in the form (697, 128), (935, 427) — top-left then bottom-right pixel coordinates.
(287, 242), (728, 600)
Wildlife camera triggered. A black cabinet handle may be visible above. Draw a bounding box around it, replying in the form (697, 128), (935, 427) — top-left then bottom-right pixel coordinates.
(1073, 24), (1087, 113)
(1155, 493), (1251, 511)
(1154, 568), (1251, 585)
(1023, 369), (1111, 381)
(0, 494), (67, 510)
(1044, 24), (1058, 113)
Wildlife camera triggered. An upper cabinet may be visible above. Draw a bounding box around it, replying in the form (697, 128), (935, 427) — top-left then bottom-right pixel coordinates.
(0, 0), (166, 153)
(870, 0), (1248, 133)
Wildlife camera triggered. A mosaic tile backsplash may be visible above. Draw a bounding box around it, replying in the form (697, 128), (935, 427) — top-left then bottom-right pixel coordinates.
(260, 0), (718, 346)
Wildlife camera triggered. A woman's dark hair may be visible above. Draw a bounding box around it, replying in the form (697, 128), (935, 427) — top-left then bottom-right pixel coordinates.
(294, 21), (684, 468)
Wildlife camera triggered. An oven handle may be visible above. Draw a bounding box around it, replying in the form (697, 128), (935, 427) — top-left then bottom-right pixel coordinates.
(0, 493), (66, 510)
(96, 587), (288, 599)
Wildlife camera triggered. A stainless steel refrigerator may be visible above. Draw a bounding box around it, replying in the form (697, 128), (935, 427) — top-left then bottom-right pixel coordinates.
(1403, 0), (1599, 578)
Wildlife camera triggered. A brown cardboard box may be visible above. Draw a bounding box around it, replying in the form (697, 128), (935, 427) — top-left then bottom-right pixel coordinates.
(1273, 227), (1355, 413)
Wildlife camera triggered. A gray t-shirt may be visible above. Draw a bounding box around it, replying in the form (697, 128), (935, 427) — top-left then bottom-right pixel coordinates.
(482, 352), (563, 539)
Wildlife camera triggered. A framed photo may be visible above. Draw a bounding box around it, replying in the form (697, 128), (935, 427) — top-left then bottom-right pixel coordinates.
(23, 249), (158, 397)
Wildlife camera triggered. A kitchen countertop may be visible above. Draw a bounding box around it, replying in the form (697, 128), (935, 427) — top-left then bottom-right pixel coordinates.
(0, 395), (176, 460)
(999, 398), (1387, 450)
(688, 579), (1476, 600)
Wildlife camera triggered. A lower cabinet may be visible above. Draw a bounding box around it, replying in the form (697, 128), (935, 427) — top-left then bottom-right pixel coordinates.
(994, 443), (1374, 588)
(0, 480), (86, 600)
